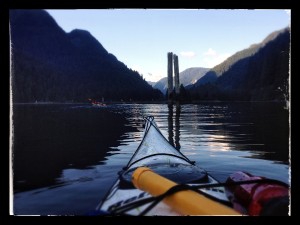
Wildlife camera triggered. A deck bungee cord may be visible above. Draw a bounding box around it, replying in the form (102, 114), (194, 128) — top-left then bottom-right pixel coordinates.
(107, 171), (289, 216)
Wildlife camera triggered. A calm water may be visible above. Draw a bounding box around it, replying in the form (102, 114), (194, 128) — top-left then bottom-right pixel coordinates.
(12, 103), (290, 215)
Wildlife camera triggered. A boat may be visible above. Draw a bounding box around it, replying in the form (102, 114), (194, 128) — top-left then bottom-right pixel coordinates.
(94, 116), (289, 216)
(88, 98), (106, 107)
(92, 102), (106, 107)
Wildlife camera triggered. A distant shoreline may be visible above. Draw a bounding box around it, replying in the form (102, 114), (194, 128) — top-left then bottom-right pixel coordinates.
(12, 100), (288, 105)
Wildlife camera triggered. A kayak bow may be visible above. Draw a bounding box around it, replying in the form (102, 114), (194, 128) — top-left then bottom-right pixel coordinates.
(96, 116), (237, 216)
(95, 116), (289, 216)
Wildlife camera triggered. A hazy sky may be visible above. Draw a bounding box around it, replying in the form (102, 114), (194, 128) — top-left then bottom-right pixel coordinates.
(47, 9), (290, 82)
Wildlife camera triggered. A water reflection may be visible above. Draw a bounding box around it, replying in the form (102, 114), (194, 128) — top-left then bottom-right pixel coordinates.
(175, 103), (289, 163)
(13, 104), (135, 193)
(13, 103), (289, 215)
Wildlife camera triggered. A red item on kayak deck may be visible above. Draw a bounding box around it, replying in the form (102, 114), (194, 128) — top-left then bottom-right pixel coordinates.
(225, 171), (289, 216)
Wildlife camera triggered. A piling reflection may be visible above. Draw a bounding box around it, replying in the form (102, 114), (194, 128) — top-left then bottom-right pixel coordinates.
(175, 103), (181, 150)
(168, 103), (181, 151)
(168, 103), (174, 147)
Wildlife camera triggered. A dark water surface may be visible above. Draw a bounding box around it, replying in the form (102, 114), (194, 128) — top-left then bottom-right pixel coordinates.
(12, 102), (290, 215)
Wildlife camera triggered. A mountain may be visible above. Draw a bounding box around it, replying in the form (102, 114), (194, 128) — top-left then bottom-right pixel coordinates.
(153, 77), (168, 94)
(147, 81), (156, 87)
(153, 67), (209, 94)
(195, 45), (263, 87)
(10, 9), (163, 102)
(190, 27), (290, 101)
(180, 67), (210, 86)
(194, 29), (290, 88)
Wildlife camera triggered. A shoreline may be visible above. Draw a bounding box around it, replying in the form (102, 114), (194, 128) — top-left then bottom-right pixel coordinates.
(11, 100), (288, 105)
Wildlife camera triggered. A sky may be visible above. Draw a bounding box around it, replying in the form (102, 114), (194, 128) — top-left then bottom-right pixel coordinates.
(47, 9), (290, 82)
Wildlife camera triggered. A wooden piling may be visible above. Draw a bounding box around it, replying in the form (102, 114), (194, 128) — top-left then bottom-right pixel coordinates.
(174, 54), (180, 96)
(167, 52), (173, 101)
